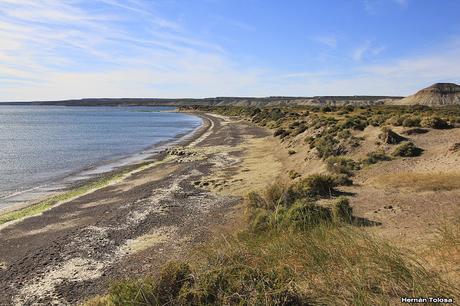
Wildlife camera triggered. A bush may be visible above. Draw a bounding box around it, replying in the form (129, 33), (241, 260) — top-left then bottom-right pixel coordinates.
(421, 117), (451, 129)
(326, 157), (360, 176)
(402, 116), (421, 127)
(368, 115), (387, 127)
(250, 208), (271, 231)
(363, 151), (392, 164)
(282, 200), (332, 230)
(293, 174), (338, 198)
(386, 115), (404, 126)
(341, 117), (368, 131)
(264, 183), (290, 209)
(332, 197), (353, 223)
(274, 128), (290, 138)
(379, 127), (407, 144)
(288, 170), (301, 180)
(107, 262), (193, 306)
(246, 192), (266, 209)
(392, 142), (423, 157)
(314, 135), (345, 159)
(246, 183), (296, 211)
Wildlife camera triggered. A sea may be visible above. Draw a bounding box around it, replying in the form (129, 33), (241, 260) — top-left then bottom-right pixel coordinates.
(0, 105), (202, 207)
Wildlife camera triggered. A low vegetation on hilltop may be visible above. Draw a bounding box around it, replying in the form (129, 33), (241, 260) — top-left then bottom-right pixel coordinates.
(181, 104), (460, 161)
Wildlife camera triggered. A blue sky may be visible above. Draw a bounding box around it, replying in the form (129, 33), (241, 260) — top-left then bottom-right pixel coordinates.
(1, 0), (460, 101)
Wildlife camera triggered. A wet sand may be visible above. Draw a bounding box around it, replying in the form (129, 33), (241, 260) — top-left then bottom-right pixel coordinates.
(0, 113), (275, 305)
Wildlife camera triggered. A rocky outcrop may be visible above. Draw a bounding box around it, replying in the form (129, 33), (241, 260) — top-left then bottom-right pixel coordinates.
(395, 83), (460, 106)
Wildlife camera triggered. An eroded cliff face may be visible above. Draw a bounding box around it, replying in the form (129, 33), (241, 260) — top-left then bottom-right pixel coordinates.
(396, 83), (460, 106)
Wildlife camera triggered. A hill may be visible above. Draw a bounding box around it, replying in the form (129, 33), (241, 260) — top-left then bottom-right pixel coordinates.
(396, 83), (460, 106)
(3, 95), (401, 107)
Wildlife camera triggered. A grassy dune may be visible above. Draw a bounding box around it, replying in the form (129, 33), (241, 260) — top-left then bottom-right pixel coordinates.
(85, 174), (456, 305)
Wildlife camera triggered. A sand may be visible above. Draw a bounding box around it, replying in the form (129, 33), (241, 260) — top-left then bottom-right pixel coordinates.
(0, 113), (281, 305)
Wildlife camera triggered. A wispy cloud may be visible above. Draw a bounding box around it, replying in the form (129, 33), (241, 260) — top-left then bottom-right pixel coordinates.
(0, 0), (260, 100)
(311, 35), (337, 48)
(352, 41), (385, 61)
(393, 0), (409, 9)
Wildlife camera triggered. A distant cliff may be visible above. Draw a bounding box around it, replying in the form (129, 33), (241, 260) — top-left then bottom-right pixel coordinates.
(3, 96), (401, 107)
(394, 83), (460, 106)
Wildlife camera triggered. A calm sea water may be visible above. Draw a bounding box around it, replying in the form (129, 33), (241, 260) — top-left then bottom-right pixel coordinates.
(0, 105), (202, 199)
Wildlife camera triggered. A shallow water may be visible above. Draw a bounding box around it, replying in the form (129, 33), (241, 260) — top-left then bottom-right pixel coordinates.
(0, 105), (202, 199)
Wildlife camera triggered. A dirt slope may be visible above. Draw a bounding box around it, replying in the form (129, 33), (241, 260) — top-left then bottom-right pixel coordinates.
(395, 83), (460, 106)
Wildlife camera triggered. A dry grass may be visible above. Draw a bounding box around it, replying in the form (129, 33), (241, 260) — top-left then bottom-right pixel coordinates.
(85, 178), (458, 306)
(86, 225), (454, 306)
(424, 218), (460, 287)
(373, 172), (460, 191)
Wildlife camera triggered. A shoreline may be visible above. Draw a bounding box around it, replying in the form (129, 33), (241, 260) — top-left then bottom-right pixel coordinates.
(0, 112), (209, 216)
(0, 111), (278, 305)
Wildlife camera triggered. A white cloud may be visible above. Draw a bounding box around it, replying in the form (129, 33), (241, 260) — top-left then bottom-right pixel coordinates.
(393, 0), (409, 9)
(352, 41), (385, 61)
(0, 0), (457, 100)
(311, 35), (337, 48)
(0, 0), (263, 101)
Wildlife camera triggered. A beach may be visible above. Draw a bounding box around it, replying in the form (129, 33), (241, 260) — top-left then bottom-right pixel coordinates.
(0, 112), (281, 305)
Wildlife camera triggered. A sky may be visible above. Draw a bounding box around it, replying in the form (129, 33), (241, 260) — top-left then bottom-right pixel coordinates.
(1, 0), (460, 101)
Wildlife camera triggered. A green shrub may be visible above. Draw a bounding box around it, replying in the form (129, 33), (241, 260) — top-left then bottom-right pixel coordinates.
(314, 135), (345, 159)
(250, 208), (271, 232)
(108, 278), (156, 306)
(246, 191), (266, 209)
(341, 117), (368, 131)
(274, 128), (290, 138)
(368, 115), (388, 127)
(363, 151), (392, 164)
(386, 115), (404, 126)
(402, 116), (421, 127)
(332, 197), (353, 223)
(337, 129), (351, 139)
(392, 142), (423, 157)
(282, 200), (332, 230)
(155, 262), (193, 304)
(264, 183), (289, 209)
(325, 157), (360, 176)
(421, 116), (451, 129)
(288, 170), (301, 180)
(108, 262), (193, 306)
(247, 183), (297, 211)
(293, 174), (338, 198)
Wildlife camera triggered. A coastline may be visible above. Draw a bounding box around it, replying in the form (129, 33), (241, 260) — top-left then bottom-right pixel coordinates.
(0, 112), (280, 305)
(0, 112), (208, 216)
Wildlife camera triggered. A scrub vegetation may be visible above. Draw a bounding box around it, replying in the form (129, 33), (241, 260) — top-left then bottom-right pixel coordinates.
(86, 174), (453, 306)
(84, 104), (460, 305)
